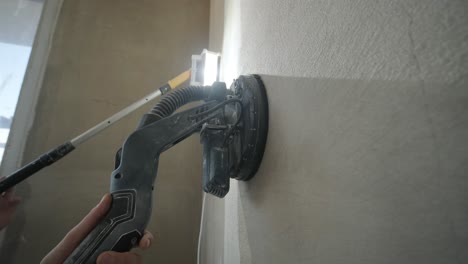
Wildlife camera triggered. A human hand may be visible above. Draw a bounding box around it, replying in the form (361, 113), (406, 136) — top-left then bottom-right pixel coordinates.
(41, 194), (153, 264)
(0, 176), (21, 231)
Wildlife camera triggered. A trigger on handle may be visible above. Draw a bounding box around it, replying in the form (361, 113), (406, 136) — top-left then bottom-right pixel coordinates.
(114, 148), (123, 169)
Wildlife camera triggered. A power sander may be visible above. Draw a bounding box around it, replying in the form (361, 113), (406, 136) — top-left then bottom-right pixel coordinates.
(0, 51), (269, 263)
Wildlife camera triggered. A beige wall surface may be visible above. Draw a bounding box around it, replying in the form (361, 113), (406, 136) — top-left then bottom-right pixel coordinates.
(205, 0), (468, 264)
(0, 0), (209, 263)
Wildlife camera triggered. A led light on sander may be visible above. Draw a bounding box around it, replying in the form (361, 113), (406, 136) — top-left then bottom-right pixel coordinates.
(191, 49), (221, 86)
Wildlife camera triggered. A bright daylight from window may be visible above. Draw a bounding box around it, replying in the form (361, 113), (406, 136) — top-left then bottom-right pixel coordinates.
(0, 0), (44, 164)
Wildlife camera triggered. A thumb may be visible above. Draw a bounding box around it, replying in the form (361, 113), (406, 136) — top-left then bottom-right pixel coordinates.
(97, 251), (142, 264)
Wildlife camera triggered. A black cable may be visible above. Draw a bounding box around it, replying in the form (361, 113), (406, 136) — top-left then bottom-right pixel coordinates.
(188, 98), (242, 120)
(189, 98), (243, 145)
(149, 86), (244, 146)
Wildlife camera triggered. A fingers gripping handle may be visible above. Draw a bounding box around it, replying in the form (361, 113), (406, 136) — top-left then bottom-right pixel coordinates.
(63, 102), (220, 263)
(64, 190), (143, 264)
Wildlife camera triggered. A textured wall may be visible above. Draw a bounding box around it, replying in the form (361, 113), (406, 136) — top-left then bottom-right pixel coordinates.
(207, 0), (468, 263)
(0, 0), (209, 263)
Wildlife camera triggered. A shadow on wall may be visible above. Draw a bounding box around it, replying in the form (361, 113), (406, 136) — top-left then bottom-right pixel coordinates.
(234, 74), (468, 264)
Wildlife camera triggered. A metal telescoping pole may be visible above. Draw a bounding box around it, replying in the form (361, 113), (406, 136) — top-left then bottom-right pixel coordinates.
(70, 89), (162, 146)
(0, 70), (191, 193)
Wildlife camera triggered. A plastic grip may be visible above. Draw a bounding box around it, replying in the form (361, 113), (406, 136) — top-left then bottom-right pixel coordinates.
(64, 190), (142, 264)
(63, 101), (221, 263)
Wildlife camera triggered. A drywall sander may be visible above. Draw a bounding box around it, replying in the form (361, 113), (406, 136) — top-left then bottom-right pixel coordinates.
(0, 52), (269, 263)
(65, 75), (268, 263)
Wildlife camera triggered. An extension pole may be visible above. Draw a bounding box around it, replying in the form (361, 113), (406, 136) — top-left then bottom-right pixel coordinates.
(0, 70), (191, 193)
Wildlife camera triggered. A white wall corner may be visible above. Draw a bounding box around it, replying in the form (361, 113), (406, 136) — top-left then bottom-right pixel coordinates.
(0, 0), (64, 248)
(0, 0), (64, 176)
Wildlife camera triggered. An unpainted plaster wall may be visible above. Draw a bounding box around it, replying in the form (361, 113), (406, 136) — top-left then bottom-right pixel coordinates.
(205, 1), (468, 263)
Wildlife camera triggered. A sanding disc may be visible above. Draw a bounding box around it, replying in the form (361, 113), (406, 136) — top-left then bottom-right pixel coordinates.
(230, 75), (269, 181)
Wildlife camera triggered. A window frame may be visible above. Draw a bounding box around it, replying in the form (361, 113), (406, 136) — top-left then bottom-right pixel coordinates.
(0, 0), (64, 178)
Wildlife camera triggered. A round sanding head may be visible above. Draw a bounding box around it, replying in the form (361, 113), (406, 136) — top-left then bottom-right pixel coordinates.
(230, 75), (269, 181)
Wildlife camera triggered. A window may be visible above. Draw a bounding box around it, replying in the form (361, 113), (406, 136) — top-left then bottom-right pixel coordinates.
(0, 0), (45, 163)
